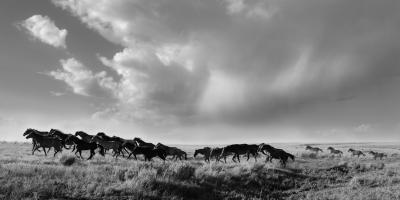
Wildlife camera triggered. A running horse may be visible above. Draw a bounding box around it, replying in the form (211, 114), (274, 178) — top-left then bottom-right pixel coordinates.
(194, 147), (211, 162)
(367, 151), (387, 160)
(23, 128), (51, 155)
(24, 129), (64, 157)
(220, 144), (258, 163)
(348, 148), (365, 157)
(327, 147), (343, 157)
(305, 145), (323, 153)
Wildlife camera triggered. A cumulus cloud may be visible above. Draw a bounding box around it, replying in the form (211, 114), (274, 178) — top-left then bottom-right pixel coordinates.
(47, 58), (117, 96)
(19, 15), (67, 48)
(52, 0), (400, 125)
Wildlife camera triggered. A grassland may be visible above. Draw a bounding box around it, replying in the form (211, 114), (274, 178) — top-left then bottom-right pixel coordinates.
(0, 142), (400, 200)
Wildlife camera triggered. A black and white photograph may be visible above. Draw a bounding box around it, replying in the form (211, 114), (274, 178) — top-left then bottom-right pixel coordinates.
(1, 0), (400, 199)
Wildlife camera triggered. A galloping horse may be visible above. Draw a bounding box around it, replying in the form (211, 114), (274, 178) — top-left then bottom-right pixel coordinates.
(194, 147), (211, 162)
(220, 144), (258, 163)
(348, 148), (365, 157)
(49, 129), (74, 150)
(90, 136), (122, 158)
(66, 135), (103, 160)
(154, 143), (186, 160)
(327, 147), (343, 157)
(367, 151), (387, 160)
(258, 144), (294, 167)
(25, 129), (64, 157)
(23, 128), (51, 155)
(306, 145), (323, 153)
(128, 146), (166, 161)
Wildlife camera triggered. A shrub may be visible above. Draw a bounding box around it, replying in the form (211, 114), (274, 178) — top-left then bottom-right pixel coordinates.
(59, 155), (76, 166)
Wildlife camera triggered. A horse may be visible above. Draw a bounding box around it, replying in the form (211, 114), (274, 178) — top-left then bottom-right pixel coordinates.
(259, 144), (294, 167)
(49, 129), (74, 150)
(170, 147), (187, 160)
(306, 145), (323, 153)
(95, 132), (128, 157)
(128, 146), (166, 161)
(90, 135), (122, 158)
(66, 135), (104, 160)
(327, 147), (343, 157)
(23, 128), (51, 155)
(367, 151), (387, 160)
(121, 141), (138, 159)
(194, 147), (211, 162)
(220, 144), (258, 163)
(348, 148), (365, 157)
(133, 137), (155, 148)
(25, 130), (64, 157)
(154, 143), (187, 160)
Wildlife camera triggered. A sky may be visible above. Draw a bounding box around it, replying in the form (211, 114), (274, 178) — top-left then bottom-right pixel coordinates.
(1, 0), (400, 144)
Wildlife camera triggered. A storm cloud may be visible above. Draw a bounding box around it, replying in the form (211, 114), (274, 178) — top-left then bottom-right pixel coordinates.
(51, 0), (400, 126)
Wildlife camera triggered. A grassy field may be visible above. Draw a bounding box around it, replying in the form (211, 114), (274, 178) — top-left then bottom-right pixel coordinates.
(1, 142), (400, 200)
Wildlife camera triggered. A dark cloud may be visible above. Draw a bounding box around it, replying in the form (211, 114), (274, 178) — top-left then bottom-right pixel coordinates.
(52, 0), (400, 126)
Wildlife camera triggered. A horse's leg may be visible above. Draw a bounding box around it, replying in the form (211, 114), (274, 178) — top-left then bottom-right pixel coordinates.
(237, 154), (241, 163)
(247, 153), (250, 161)
(88, 149), (95, 160)
(43, 147), (48, 156)
(79, 150), (83, 159)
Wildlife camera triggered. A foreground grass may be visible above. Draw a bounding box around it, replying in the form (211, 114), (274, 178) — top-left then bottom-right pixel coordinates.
(1, 142), (400, 199)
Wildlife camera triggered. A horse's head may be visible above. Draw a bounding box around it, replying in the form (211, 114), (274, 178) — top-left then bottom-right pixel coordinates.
(194, 150), (199, 157)
(23, 128), (34, 136)
(49, 129), (57, 135)
(305, 145), (311, 150)
(25, 132), (34, 139)
(348, 148), (354, 152)
(74, 131), (82, 136)
(97, 132), (106, 137)
(327, 147), (333, 150)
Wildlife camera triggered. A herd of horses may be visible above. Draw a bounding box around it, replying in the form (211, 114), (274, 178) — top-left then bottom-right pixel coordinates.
(22, 128), (388, 168)
(305, 145), (388, 160)
(22, 128), (295, 167)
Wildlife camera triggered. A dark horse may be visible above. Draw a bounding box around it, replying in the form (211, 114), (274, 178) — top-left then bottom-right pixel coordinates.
(155, 143), (187, 160)
(66, 135), (104, 160)
(128, 146), (166, 161)
(24, 129), (64, 157)
(220, 144), (258, 163)
(23, 128), (51, 155)
(194, 147), (211, 162)
(348, 148), (365, 157)
(258, 143), (294, 167)
(96, 132), (128, 157)
(305, 145), (323, 153)
(49, 129), (74, 150)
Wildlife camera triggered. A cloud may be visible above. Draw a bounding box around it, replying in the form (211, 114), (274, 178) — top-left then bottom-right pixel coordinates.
(52, 0), (400, 126)
(47, 58), (117, 97)
(19, 15), (67, 48)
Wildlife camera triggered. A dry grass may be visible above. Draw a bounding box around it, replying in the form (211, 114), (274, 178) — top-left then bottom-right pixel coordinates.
(0, 142), (400, 199)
